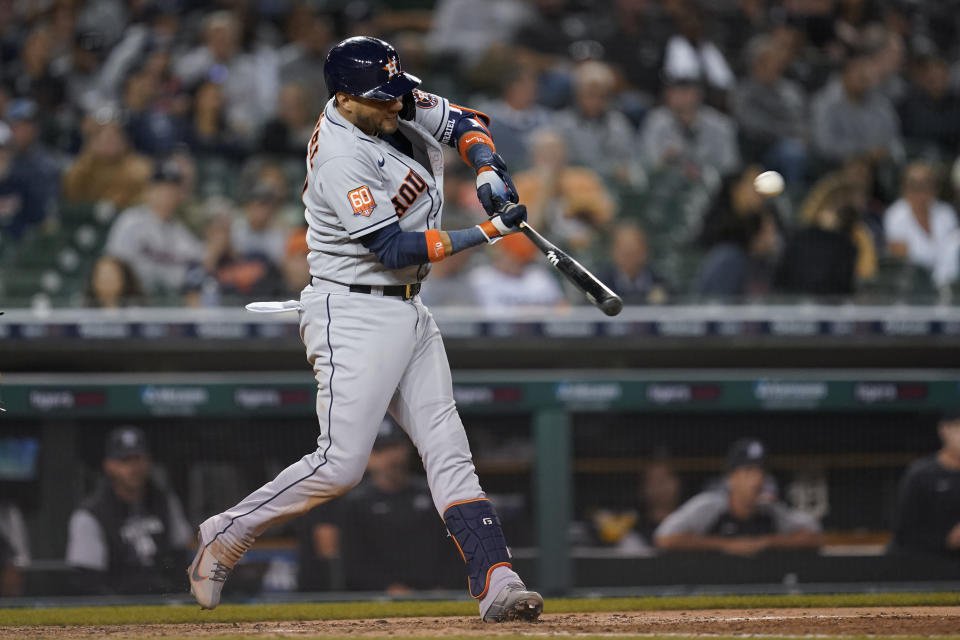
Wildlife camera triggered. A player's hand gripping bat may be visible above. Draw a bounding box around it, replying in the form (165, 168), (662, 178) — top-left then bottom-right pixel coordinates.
(485, 173), (622, 316)
(517, 220), (623, 317)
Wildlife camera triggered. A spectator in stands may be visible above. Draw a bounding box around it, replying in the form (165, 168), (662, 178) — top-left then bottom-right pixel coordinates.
(810, 52), (903, 167)
(259, 83), (315, 159)
(277, 5), (332, 106)
(889, 412), (960, 559)
(661, 3), (736, 111)
(62, 112), (152, 209)
(478, 65), (552, 171)
(428, 0), (531, 70)
(0, 120), (46, 239)
(833, 0), (886, 54)
(231, 181), (288, 269)
(103, 159), (204, 296)
(66, 426), (192, 594)
(122, 49), (188, 156)
(513, 127), (615, 252)
(639, 71), (740, 186)
(695, 209), (780, 299)
(195, 181), (288, 302)
(86, 256), (145, 308)
(883, 162), (959, 288)
(698, 165), (777, 250)
(591, 453), (683, 554)
(598, 0), (670, 102)
(184, 79), (248, 161)
(636, 455), (682, 545)
(298, 419), (461, 593)
(88, 10), (183, 120)
(797, 156), (882, 282)
(731, 34), (808, 189)
(282, 226), (311, 296)
(0, 501), (29, 597)
(512, 0), (598, 61)
(898, 53), (960, 161)
(594, 223), (668, 305)
(865, 26), (906, 105)
(554, 60), (644, 188)
(654, 438), (822, 555)
(55, 28), (109, 117)
(163, 145), (207, 235)
(174, 10), (277, 142)
(6, 98), (61, 210)
(774, 184), (859, 297)
(468, 233), (566, 311)
(3, 24), (65, 112)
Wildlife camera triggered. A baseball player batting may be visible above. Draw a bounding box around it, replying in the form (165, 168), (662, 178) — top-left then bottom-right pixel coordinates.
(187, 36), (542, 622)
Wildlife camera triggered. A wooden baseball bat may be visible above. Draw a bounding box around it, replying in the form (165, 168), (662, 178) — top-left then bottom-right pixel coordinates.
(518, 221), (623, 316)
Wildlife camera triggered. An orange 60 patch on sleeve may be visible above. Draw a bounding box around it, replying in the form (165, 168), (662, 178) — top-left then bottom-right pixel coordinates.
(347, 186), (376, 216)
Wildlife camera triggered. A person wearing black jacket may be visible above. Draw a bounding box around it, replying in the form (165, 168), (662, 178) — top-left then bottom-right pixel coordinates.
(65, 426), (192, 594)
(889, 412), (960, 559)
(774, 186), (858, 297)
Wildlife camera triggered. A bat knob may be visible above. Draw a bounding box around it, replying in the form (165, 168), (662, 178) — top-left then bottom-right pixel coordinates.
(600, 295), (623, 317)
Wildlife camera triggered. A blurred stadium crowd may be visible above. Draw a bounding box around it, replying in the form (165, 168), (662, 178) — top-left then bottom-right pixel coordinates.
(3, 0), (960, 308)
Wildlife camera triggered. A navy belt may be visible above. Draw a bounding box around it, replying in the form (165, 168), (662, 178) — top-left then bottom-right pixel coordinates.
(349, 283), (421, 300)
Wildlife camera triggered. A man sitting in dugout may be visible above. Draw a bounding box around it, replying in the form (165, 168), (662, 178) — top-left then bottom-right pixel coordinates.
(65, 426), (192, 594)
(653, 438), (822, 555)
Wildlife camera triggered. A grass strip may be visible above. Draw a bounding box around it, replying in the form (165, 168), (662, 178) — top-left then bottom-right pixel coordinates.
(1, 592), (957, 627)
(20, 636), (960, 640)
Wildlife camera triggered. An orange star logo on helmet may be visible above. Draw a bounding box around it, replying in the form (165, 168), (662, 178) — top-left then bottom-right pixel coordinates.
(383, 58), (400, 78)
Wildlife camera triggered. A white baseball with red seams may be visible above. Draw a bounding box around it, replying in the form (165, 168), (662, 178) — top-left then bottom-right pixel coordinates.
(753, 170), (785, 197)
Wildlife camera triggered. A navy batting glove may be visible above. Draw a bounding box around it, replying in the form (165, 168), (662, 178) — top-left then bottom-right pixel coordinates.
(477, 202), (528, 243)
(475, 153), (519, 217)
(497, 201), (527, 229)
(400, 92), (416, 120)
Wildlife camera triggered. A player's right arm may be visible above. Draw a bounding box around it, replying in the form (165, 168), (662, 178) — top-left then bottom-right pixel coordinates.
(360, 202), (527, 269)
(402, 88), (518, 216)
(316, 153), (526, 270)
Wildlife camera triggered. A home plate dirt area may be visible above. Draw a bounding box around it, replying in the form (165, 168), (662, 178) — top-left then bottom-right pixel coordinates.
(3, 607), (960, 639)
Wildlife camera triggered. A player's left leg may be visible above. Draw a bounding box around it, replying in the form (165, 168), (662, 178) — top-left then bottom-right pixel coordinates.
(188, 291), (419, 609)
(388, 301), (542, 622)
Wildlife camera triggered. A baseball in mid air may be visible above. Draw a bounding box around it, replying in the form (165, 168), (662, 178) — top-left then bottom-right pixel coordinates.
(753, 170), (785, 197)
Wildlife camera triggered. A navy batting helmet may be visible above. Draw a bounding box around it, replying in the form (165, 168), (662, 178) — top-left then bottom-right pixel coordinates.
(324, 36), (421, 101)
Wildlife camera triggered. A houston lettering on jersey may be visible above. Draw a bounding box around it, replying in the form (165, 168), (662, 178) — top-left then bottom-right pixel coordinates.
(391, 168), (427, 216)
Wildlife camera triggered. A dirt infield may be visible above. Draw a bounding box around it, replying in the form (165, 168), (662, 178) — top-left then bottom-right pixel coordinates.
(3, 606), (960, 638)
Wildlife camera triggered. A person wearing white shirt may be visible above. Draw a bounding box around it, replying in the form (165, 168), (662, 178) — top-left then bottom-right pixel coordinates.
(883, 162), (959, 286)
(104, 160), (204, 295)
(468, 234), (565, 311)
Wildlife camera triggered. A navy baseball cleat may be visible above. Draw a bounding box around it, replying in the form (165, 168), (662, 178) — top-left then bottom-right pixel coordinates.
(187, 534), (233, 609)
(481, 582), (544, 622)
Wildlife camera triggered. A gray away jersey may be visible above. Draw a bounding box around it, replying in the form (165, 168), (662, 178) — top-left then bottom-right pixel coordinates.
(303, 91), (463, 286)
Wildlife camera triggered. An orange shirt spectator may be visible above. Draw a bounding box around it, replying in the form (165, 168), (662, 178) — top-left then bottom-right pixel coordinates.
(62, 115), (152, 209)
(512, 128), (615, 251)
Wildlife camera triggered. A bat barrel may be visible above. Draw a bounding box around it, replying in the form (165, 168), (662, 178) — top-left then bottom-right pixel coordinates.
(518, 221), (622, 316)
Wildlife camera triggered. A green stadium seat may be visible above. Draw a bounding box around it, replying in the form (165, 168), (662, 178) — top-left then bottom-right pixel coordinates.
(0, 267), (61, 302)
(8, 230), (71, 269)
